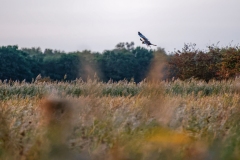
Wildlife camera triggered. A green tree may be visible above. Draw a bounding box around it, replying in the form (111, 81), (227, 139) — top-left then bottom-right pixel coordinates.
(57, 54), (80, 80)
(21, 47), (44, 79)
(0, 45), (33, 81)
(132, 47), (154, 82)
(99, 45), (153, 82)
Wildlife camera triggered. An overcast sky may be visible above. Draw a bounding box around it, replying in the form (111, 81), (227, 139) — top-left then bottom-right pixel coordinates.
(1, 0), (240, 53)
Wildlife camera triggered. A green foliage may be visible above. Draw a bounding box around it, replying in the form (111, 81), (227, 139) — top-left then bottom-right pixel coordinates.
(0, 45), (33, 81)
(2, 43), (240, 83)
(99, 46), (153, 82)
(0, 43), (155, 83)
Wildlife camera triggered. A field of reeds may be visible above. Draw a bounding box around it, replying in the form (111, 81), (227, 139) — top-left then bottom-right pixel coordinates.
(1, 78), (240, 160)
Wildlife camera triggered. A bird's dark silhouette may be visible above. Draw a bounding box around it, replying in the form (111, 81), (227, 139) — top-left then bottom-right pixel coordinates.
(138, 32), (157, 48)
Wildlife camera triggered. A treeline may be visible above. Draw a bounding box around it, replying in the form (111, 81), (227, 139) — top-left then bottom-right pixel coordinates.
(0, 43), (240, 82)
(168, 43), (240, 81)
(0, 43), (154, 82)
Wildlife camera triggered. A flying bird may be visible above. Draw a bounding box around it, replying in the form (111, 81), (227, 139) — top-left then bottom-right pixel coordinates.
(138, 32), (157, 47)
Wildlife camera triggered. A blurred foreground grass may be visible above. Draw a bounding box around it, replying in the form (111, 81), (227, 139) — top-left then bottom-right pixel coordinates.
(1, 78), (240, 159)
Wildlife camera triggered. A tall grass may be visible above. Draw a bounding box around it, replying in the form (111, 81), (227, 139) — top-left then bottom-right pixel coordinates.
(1, 78), (239, 100)
(1, 78), (240, 159)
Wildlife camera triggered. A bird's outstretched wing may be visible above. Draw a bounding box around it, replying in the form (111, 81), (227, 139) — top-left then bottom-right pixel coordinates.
(138, 32), (148, 41)
(138, 31), (157, 47)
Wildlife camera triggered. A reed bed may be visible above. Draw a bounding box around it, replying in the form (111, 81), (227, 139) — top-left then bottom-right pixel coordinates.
(1, 78), (240, 159)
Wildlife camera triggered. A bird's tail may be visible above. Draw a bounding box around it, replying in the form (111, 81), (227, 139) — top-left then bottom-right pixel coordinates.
(151, 44), (157, 46)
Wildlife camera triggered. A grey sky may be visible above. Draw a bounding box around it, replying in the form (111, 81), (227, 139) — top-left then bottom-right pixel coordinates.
(1, 0), (240, 53)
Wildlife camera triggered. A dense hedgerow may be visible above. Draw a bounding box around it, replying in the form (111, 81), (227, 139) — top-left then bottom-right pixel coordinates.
(168, 43), (240, 81)
(1, 44), (240, 83)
